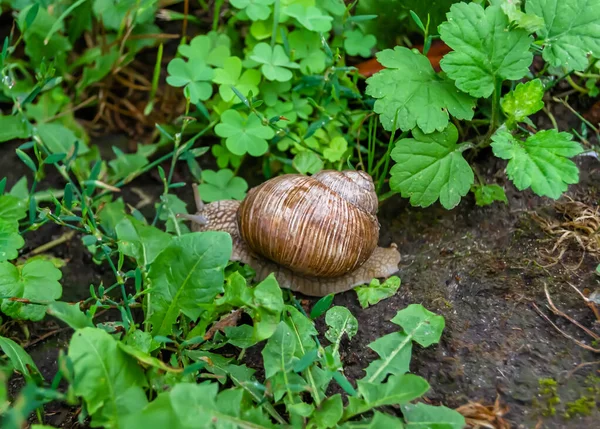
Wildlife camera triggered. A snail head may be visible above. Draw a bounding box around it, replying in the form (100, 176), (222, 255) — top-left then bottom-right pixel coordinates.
(176, 183), (209, 226)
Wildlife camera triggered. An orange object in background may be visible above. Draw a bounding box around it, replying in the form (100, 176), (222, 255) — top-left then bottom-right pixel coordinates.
(356, 40), (452, 77)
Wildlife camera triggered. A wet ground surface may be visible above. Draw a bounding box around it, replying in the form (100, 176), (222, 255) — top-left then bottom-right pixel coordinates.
(2, 140), (600, 427)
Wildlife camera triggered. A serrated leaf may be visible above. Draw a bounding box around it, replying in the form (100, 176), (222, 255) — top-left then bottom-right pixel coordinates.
(501, 79), (545, 124)
(68, 327), (148, 426)
(262, 321), (296, 379)
(391, 304), (445, 347)
(366, 47), (475, 133)
(472, 184), (508, 207)
(355, 276), (401, 309)
(116, 216), (171, 266)
(526, 0), (600, 72)
(390, 124), (474, 209)
(491, 129), (583, 199)
(0, 259), (62, 321)
(0, 336), (43, 383)
(402, 402), (466, 429)
(439, 3), (533, 98)
(148, 232), (232, 335)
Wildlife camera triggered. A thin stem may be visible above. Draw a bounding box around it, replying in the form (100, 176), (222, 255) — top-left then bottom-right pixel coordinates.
(271, 0), (280, 47)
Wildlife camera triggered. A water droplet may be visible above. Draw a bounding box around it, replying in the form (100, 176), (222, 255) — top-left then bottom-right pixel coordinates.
(2, 75), (14, 89)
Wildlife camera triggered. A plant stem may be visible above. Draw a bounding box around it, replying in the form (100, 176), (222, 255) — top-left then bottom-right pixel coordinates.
(271, 0), (280, 47)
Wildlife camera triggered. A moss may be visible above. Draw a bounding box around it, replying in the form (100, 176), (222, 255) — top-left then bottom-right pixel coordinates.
(563, 396), (597, 418)
(536, 378), (561, 417)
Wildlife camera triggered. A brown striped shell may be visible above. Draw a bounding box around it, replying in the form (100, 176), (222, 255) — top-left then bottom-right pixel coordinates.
(236, 170), (380, 278)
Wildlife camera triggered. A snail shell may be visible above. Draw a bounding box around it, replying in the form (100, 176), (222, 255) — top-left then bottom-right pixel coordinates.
(237, 170), (380, 278)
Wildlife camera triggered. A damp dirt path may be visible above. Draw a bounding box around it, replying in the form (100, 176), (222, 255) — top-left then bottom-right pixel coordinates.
(2, 140), (599, 427)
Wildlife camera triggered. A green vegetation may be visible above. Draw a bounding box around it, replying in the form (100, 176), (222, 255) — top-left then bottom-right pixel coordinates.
(0, 0), (599, 427)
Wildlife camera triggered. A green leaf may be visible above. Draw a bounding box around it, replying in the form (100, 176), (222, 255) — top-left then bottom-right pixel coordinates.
(287, 29), (328, 75)
(365, 47), (475, 133)
(251, 274), (285, 341)
(363, 331), (412, 384)
(311, 294), (334, 319)
(213, 56), (261, 102)
(166, 57), (214, 103)
(250, 43), (300, 82)
(390, 124), (474, 209)
(0, 115), (30, 143)
(402, 402), (466, 429)
(230, 0), (274, 21)
(310, 394), (343, 428)
(108, 146), (149, 182)
(471, 184), (508, 207)
(491, 129), (583, 199)
(285, 4), (333, 32)
(355, 276), (401, 309)
(501, 79), (545, 124)
(68, 327), (148, 426)
(500, 0), (544, 32)
(0, 220), (24, 262)
(526, 0), (600, 72)
(293, 151), (324, 174)
(0, 195), (27, 223)
(391, 304), (445, 347)
(93, 0), (157, 30)
(215, 110), (275, 156)
(116, 216), (171, 267)
(262, 321), (296, 379)
(325, 306), (358, 347)
(148, 232), (232, 335)
(98, 199), (126, 238)
(198, 169), (248, 202)
(47, 301), (93, 329)
(344, 29), (376, 57)
(0, 336), (43, 383)
(178, 33), (231, 67)
(37, 122), (89, 156)
(323, 136), (348, 163)
(439, 3), (533, 98)
(0, 259), (62, 321)
(344, 374), (430, 420)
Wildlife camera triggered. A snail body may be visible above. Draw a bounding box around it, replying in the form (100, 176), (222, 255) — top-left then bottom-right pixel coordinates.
(183, 170), (400, 296)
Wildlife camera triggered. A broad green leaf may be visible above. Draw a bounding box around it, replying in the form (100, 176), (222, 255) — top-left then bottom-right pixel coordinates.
(325, 306), (358, 354)
(68, 327), (148, 426)
(166, 57), (214, 103)
(0, 220), (24, 262)
(391, 304), (445, 347)
(37, 122), (89, 156)
(0, 259), (62, 321)
(293, 151), (323, 174)
(157, 194), (190, 235)
(117, 342), (182, 373)
(285, 4), (333, 32)
(355, 276), (401, 309)
(402, 402), (466, 429)
(230, 0), (274, 21)
(9, 177), (29, 202)
(471, 184), (508, 207)
(390, 124), (474, 209)
(363, 331), (412, 384)
(251, 274), (285, 341)
(198, 169), (248, 202)
(215, 110), (275, 156)
(526, 0), (600, 72)
(116, 216), (171, 266)
(47, 301), (93, 329)
(439, 3), (533, 98)
(0, 336), (42, 383)
(250, 43), (300, 82)
(365, 47), (475, 133)
(148, 231), (232, 335)
(108, 146), (149, 182)
(0, 115), (30, 142)
(344, 29), (376, 57)
(262, 321), (296, 379)
(97, 199), (126, 238)
(501, 79), (545, 124)
(323, 136), (348, 163)
(344, 374), (430, 420)
(310, 393), (343, 428)
(120, 390), (181, 428)
(491, 129), (583, 199)
(500, 0), (544, 32)
(0, 194), (28, 223)
(213, 56), (261, 102)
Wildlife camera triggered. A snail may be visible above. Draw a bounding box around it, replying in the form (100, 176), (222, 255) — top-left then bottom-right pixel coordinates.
(180, 170), (401, 297)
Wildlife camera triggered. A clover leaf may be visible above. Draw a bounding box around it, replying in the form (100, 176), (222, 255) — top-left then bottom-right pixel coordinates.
(0, 220), (24, 262)
(166, 57), (214, 103)
(526, 0), (600, 72)
(288, 29), (327, 74)
(212, 143), (243, 169)
(285, 4), (333, 32)
(213, 56), (261, 102)
(291, 93), (313, 120)
(365, 47), (475, 133)
(178, 34), (231, 67)
(0, 259), (62, 321)
(491, 129), (583, 199)
(260, 81), (292, 106)
(250, 43), (299, 82)
(439, 3), (533, 98)
(344, 29), (376, 58)
(501, 79), (545, 125)
(390, 124), (474, 209)
(230, 0), (274, 21)
(323, 136), (348, 163)
(198, 169), (248, 202)
(215, 110), (275, 156)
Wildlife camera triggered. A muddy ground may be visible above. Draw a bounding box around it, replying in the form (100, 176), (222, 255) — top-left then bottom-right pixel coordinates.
(2, 134), (600, 428)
